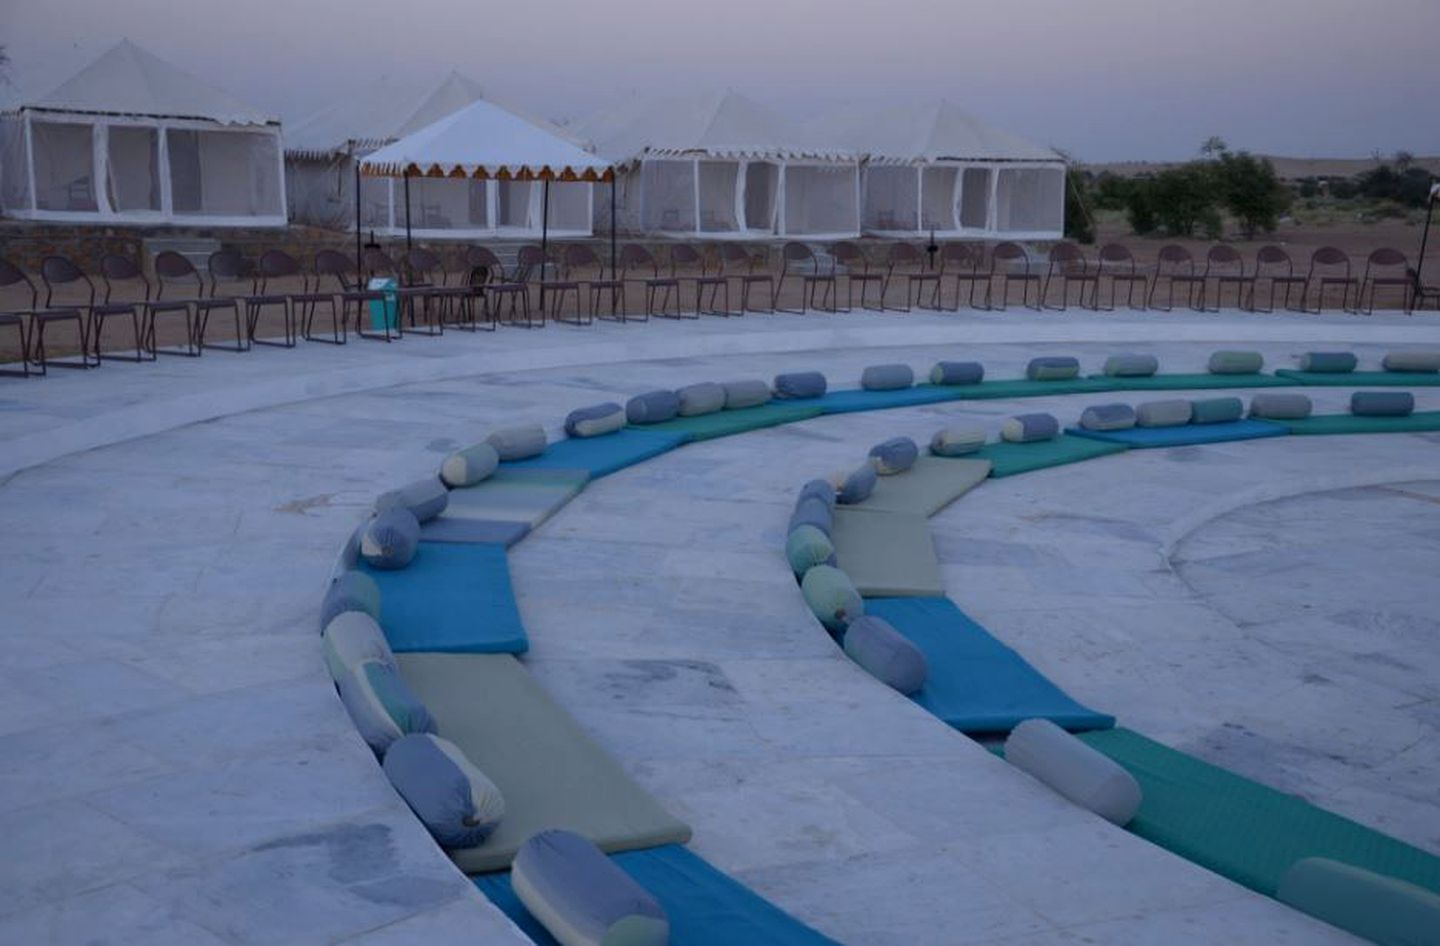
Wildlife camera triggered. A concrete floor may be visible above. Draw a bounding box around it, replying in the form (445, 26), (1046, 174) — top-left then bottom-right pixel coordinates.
(1, 307), (1437, 944)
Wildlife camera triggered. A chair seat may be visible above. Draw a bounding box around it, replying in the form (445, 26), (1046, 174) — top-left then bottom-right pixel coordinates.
(245, 293), (292, 305)
(0, 312), (26, 325)
(148, 298), (201, 309)
(848, 272), (884, 281)
(905, 272), (942, 281)
(1261, 275), (1308, 283)
(33, 308), (84, 321)
(490, 283), (529, 293)
(91, 303), (139, 315)
(801, 273), (836, 282)
(194, 297), (239, 310)
(1369, 277), (1411, 286)
(289, 292), (333, 304)
(644, 277), (680, 287)
(339, 291), (386, 302)
(735, 274), (772, 283)
(1319, 276), (1359, 284)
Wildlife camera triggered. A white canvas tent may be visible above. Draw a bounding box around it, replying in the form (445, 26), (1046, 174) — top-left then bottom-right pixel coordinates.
(807, 101), (1066, 240)
(357, 97), (611, 256)
(289, 74), (593, 239)
(577, 90), (860, 240)
(0, 40), (286, 226)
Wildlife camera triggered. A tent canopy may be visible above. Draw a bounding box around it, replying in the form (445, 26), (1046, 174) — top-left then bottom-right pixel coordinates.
(285, 72), (486, 158)
(6, 39), (276, 126)
(359, 99), (612, 181)
(806, 100), (1060, 165)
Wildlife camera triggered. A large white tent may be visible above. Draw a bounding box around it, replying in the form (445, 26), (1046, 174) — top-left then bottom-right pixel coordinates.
(288, 73), (593, 239)
(357, 97), (611, 248)
(577, 90), (860, 241)
(0, 40), (286, 227)
(807, 101), (1066, 240)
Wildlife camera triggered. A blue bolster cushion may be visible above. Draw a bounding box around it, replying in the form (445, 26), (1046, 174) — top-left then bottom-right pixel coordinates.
(843, 615), (927, 695)
(1027, 356), (1080, 381)
(383, 733), (506, 849)
(869, 436), (919, 475)
(1190, 396), (1244, 425)
(512, 829), (670, 946)
(487, 424), (548, 461)
(564, 403), (627, 438)
(1249, 393), (1312, 419)
(320, 570), (382, 630)
(361, 508), (421, 570)
(773, 371), (828, 399)
(1298, 351), (1358, 373)
(376, 477), (449, 523)
(1079, 403), (1136, 431)
(861, 363), (914, 391)
(626, 390), (681, 425)
(1001, 413), (1059, 443)
(1351, 391), (1414, 416)
(929, 361), (985, 385)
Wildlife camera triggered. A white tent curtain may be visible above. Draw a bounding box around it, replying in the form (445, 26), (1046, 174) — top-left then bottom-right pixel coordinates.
(781, 163), (859, 236)
(31, 120), (97, 212)
(640, 158), (696, 232)
(742, 161), (778, 233)
(856, 162), (1062, 237)
(0, 115), (32, 210)
(920, 166), (958, 232)
(958, 166), (992, 231)
(862, 164), (918, 232)
(497, 180), (536, 230)
(995, 165), (1064, 234)
(168, 128), (283, 217)
(544, 181), (591, 233)
(697, 160), (739, 232)
(106, 125), (161, 212)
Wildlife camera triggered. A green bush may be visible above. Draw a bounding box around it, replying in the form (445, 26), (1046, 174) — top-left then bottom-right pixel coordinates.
(1215, 151), (1290, 239)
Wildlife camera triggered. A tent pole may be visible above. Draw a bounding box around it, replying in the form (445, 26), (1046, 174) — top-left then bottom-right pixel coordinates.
(540, 177), (550, 312)
(353, 156), (362, 276)
(403, 170), (413, 252)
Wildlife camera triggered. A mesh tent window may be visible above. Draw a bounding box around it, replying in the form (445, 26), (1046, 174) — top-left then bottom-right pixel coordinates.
(408, 176), (490, 231)
(742, 161), (778, 233)
(544, 181), (591, 232)
(32, 120), (96, 212)
(641, 159), (697, 232)
(995, 166), (1064, 234)
(106, 125), (161, 212)
(783, 163), (859, 236)
(0, 115), (32, 210)
(863, 165), (918, 232)
(167, 128), (283, 217)
(497, 181), (536, 230)
(697, 160), (739, 232)
(921, 166), (959, 232)
(959, 167), (992, 231)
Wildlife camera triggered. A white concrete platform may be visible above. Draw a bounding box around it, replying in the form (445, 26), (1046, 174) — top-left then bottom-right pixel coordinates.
(1, 307), (1437, 944)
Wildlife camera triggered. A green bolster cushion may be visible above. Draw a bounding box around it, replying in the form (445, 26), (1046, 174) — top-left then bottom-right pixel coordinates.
(869, 437), (919, 475)
(1382, 350), (1440, 373)
(774, 371), (827, 399)
(383, 733), (506, 850)
(723, 380), (772, 409)
(1136, 399), (1192, 427)
(1005, 719), (1142, 827)
(337, 659), (436, 754)
(320, 570), (382, 630)
(1079, 403), (1136, 431)
(487, 425), (548, 461)
(1001, 413), (1059, 443)
(1208, 350), (1264, 374)
(1351, 391), (1414, 417)
(376, 477), (450, 523)
(677, 382), (726, 416)
(564, 403), (627, 439)
(861, 363), (914, 390)
(441, 443), (501, 488)
(788, 496), (833, 536)
(843, 615), (927, 695)
(930, 427), (987, 456)
(322, 611), (395, 682)
(1277, 858), (1440, 946)
(1027, 356), (1081, 381)
(930, 361), (985, 385)
(1249, 393), (1312, 419)
(1103, 353), (1159, 377)
(361, 508), (420, 569)
(512, 829), (670, 946)
(834, 464), (878, 505)
(1190, 396), (1245, 425)
(626, 390), (681, 424)
(801, 564), (864, 631)
(1298, 351), (1358, 373)
(786, 524), (836, 575)
(798, 478), (837, 509)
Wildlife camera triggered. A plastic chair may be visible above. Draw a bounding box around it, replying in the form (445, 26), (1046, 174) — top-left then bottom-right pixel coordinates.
(935, 243), (988, 311)
(883, 243), (940, 312)
(38, 256), (100, 368)
(671, 244), (728, 317)
(1199, 245), (1254, 312)
(456, 246), (504, 331)
(562, 245), (626, 323)
(1094, 244), (1147, 311)
(1360, 248), (1412, 314)
(717, 243), (774, 314)
(1250, 246), (1308, 313)
(197, 250), (251, 352)
(777, 242), (837, 314)
(1304, 246), (1358, 313)
(619, 244), (680, 319)
(986, 242), (1042, 311)
(1043, 243), (1099, 311)
(93, 254), (153, 361)
(1147, 245), (1204, 311)
(831, 242), (882, 312)
(0, 259), (38, 377)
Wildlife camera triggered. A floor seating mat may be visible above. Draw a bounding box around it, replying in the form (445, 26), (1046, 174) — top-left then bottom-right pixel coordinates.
(359, 542), (527, 654)
(830, 508), (945, 597)
(974, 435), (1130, 477)
(637, 403), (824, 441)
(1067, 419), (1288, 448)
(1092, 373), (1291, 390)
(943, 378), (1120, 400)
(1273, 370), (1440, 387)
(1276, 411), (1440, 436)
(436, 468), (589, 530)
(418, 517), (530, 547)
(503, 428), (691, 478)
(860, 456), (992, 517)
(864, 596), (1115, 734)
(397, 652), (692, 872)
(810, 385), (965, 414)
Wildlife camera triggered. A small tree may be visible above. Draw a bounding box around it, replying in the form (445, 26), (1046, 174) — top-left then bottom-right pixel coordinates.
(1063, 168), (1095, 244)
(1125, 180), (1158, 235)
(1149, 164), (1221, 238)
(1216, 151), (1290, 239)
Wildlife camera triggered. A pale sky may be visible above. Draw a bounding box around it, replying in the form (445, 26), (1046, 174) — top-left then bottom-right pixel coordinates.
(3, 0), (1437, 162)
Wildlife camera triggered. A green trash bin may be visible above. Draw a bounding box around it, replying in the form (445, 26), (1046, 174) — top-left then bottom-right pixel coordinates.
(367, 277), (398, 332)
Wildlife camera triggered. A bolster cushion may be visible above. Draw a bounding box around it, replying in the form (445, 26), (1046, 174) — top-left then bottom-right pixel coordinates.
(1351, 391), (1414, 417)
(930, 427), (987, 456)
(788, 496), (833, 537)
(723, 380), (772, 410)
(861, 363), (914, 391)
(1102, 353), (1159, 377)
(1249, 393), (1312, 420)
(1298, 351), (1358, 373)
(834, 464), (878, 505)
(1136, 399), (1193, 427)
(512, 829), (670, 946)
(869, 436), (919, 475)
(676, 382), (726, 416)
(1079, 403), (1137, 432)
(486, 424), (548, 461)
(383, 734), (506, 849)
(626, 390), (681, 425)
(440, 443), (500, 488)
(319, 571), (381, 630)
(843, 615), (927, 695)
(1190, 396), (1244, 425)
(801, 564), (864, 632)
(1005, 718), (1143, 827)
(1276, 857), (1440, 946)
(786, 524), (836, 576)
(1382, 350), (1440, 373)
(322, 611), (395, 683)
(1208, 350), (1264, 374)
(929, 361), (985, 386)
(1001, 413), (1060, 443)
(375, 477), (449, 523)
(798, 478), (837, 509)
(564, 403), (627, 439)
(1026, 356), (1080, 381)
(337, 659), (436, 754)
(773, 371), (828, 399)
(361, 508), (421, 570)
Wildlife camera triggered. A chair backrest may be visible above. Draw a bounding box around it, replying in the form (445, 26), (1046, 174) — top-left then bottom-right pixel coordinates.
(1205, 244), (1243, 272)
(460, 245), (502, 283)
(41, 255), (95, 308)
(1156, 244), (1193, 273)
(1097, 243), (1136, 269)
(888, 243), (924, 266)
(257, 249), (301, 280)
(831, 241), (865, 268)
(618, 243), (657, 276)
(670, 244), (703, 269)
(153, 250), (201, 300)
(514, 244), (546, 281)
(314, 249), (356, 290)
(99, 253), (149, 303)
(1366, 247), (1407, 269)
(0, 258), (37, 309)
(362, 247), (397, 278)
(207, 249), (247, 295)
(1254, 244), (1294, 275)
(563, 244), (600, 272)
(1309, 245), (1350, 276)
(991, 241), (1029, 272)
(1048, 242), (1084, 263)
(782, 241), (815, 264)
(938, 242), (981, 271)
(717, 242), (760, 274)
(405, 247), (444, 281)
